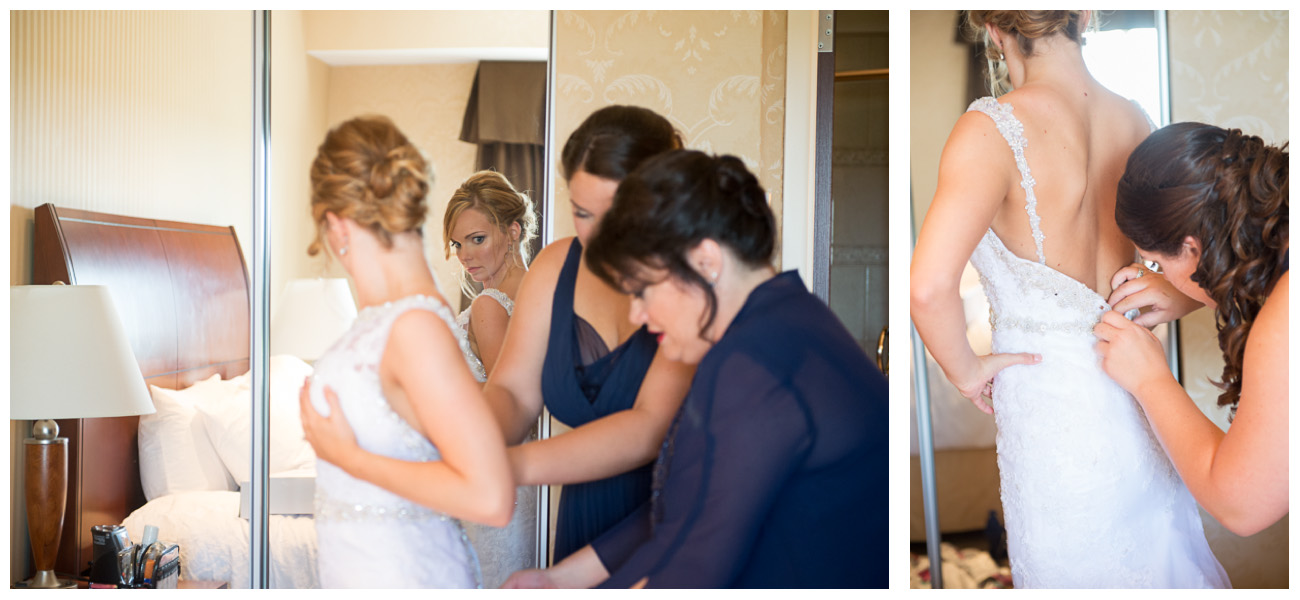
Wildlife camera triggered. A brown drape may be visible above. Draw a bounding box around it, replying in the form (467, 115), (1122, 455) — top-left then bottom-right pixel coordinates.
(460, 61), (547, 266)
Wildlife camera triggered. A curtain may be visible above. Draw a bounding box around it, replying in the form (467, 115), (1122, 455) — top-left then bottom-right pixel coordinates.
(460, 60), (548, 268)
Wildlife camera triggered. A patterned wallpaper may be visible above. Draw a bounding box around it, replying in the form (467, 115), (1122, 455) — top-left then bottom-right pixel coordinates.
(1168, 9), (1288, 589)
(1169, 10), (1289, 145)
(1168, 9), (1288, 430)
(552, 10), (787, 244)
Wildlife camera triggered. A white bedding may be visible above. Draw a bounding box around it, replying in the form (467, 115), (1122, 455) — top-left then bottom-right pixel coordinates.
(122, 491), (318, 588)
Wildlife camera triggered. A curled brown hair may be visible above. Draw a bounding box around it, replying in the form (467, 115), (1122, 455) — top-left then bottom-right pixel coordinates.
(964, 10), (1089, 96)
(442, 170), (539, 298)
(1117, 122), (1289, 412)
(308, 115), (431, 256)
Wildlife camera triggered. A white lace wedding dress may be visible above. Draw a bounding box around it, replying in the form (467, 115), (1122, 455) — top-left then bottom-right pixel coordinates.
(455, 288), (539, 589)
(966, 97), (1229, 588)
(309, 295), (482, 588)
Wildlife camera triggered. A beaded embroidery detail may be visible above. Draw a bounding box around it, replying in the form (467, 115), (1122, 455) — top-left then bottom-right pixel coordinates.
(968, 97), (1046, 264)
(454, 288), (515, 383)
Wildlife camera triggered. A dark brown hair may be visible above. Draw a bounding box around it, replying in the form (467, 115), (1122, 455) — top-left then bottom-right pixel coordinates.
(308, 115), (430, 256)
(586, 150), (775, 338)
(561, 105), (682, 183)
(1117, 122), (1289, 411)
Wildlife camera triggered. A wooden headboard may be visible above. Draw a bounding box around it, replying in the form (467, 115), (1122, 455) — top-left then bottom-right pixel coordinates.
(32, 203), (250, 577)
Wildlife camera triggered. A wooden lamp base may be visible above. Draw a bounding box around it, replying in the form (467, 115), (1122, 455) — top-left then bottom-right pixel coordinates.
(20, 419), (76, 589)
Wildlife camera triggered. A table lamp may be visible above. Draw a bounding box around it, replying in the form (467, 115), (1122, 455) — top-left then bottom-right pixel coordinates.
(270, 278), (357, 361)
(10, 284), (155, 588)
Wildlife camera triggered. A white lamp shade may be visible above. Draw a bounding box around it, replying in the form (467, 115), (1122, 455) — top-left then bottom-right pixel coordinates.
(271, 278), (358, 361)
(10, 285), (155, 420)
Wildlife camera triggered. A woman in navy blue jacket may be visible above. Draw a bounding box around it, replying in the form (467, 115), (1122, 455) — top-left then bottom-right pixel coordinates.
(503, 150), (888, 588)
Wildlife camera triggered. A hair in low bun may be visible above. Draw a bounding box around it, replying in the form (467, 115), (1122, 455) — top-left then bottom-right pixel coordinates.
(308, 115), (431, 256)
(586, 150), (776, 338)
(1117, 121), (1289, 413)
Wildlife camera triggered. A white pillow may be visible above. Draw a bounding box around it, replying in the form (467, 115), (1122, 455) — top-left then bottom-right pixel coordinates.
(139, 374), (240, 500)
(197, 356), (316, 484)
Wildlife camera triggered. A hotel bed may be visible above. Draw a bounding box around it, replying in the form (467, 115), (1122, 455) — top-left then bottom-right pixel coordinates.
(35, 204), (318, 588)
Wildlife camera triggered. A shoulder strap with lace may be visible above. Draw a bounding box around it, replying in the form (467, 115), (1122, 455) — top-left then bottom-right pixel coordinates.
(966, 96), (1046, 265)
(477, 287), (515, 317)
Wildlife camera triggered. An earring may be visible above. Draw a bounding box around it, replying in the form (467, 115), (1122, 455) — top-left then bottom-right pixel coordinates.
(338, 246), (348, 257)
(710, 272), (718, 284)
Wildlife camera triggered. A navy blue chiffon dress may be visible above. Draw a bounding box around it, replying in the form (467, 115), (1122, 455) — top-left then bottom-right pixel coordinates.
(590, 271), (889, 588)
(541, 239), (658, 562)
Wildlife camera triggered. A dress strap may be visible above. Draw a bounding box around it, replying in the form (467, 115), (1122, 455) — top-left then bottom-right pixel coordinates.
(967, 97), (1046, 265)
(477, 287), (515, 317)
(1130, 99), (1157, 133)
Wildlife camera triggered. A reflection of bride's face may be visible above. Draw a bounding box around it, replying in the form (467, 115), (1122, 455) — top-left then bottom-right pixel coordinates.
(568, 170), (621, 247)
(1140, 245), (1216, 309)
(450, 207), (513, 285)
(626, 267), (713, 365)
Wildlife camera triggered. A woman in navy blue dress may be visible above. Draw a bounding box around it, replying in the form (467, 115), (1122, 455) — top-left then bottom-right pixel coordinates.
(481, 106), (696, 562)
(504, 150), (888, 588)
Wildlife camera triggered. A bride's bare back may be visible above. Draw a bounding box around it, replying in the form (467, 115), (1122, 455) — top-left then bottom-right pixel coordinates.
(987, 82), (1151, 298)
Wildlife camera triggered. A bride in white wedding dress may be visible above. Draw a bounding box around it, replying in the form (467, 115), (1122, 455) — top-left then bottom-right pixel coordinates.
(299, 116), (514, 588)
(442, 170), (541, 589)
(911, 11), (1228, 588)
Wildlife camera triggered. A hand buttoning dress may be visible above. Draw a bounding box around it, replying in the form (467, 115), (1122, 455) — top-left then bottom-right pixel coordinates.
(965, 97), (1229, 588)
(310, 295), (482, 589)
(455, 288), (539, 589)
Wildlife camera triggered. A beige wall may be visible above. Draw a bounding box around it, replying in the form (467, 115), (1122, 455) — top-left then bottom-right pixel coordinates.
(271, 10), (333, 313)
(9, 10), (254, 582)
(322, 63), (482, 309)
(1167, 9), (1289, 589)
(552, 10), (787, 242)
(303, 10), (549, 53)
(908, 11), (970, 236)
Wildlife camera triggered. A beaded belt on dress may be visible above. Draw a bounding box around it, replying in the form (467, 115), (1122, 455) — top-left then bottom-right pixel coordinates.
(990, 314), (1098, 336)
(315, 493), (455, 523)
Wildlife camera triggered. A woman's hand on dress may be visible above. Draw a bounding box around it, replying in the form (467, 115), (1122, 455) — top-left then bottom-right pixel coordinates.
(1093, 309), (1176, 398)
(501, 568), (558, 589)
(953, 353), (1042, 415)
(298, 377), (358, 469)
(1107, 262), (1203, 327)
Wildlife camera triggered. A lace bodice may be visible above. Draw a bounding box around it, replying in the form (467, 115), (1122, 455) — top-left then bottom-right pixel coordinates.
(454, 288), (514, 383)
(962, 97), (1228, 588)
(309, 294), (482, 588)
(966, 98), (1135, 336)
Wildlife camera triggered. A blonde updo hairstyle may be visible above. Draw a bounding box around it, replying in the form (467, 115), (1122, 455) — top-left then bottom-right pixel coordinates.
(308, 115), (431, 257)
(442, 170), (539, 299)
(964, 11), (1091, 97)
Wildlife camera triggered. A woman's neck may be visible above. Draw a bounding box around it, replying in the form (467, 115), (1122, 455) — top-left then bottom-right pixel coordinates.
(1017, 37), (1095, 91)
(707, 263), (777, 342)
(350, 232), (442, 309)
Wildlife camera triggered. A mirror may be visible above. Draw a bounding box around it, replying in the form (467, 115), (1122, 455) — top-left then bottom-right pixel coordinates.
(266, 10), (552, 589)
(907, 10), (1168, 587)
